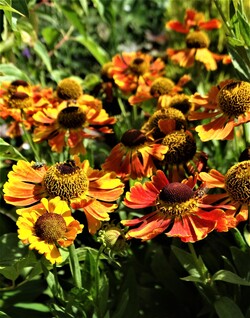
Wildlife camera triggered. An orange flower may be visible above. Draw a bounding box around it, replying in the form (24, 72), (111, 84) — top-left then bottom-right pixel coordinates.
(199, 161), (250, 225)
(109, 51), (165, 93)
(101, 129), (169, 180)
(32, 99), (116, 154)
(128, 75), (191, 107)
(166, 31), (231, 71)
(16, 197), (83, 264)
(4, 156), (124, 234)
(166, 8), (221, 34)
(189, 80), (250, 141)
(121, 170), (234, 242)
(0, 80), (56, 137)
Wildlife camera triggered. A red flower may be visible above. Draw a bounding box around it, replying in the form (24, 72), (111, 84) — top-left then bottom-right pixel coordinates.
(121, 171), (234, 242)
(166, 8), (221, 34)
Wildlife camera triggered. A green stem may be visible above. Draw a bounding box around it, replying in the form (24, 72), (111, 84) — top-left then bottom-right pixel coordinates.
(213, 0), (234, 36)
(117, 96), (130, 129)
(22, 123), (41, 162)
(243, 122), (250, 146)
(188, 242), (207, 282)
(69, 243), (82, 288)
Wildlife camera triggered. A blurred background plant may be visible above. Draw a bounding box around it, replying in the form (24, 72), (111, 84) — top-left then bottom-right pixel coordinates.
(0, 0), (250, 318)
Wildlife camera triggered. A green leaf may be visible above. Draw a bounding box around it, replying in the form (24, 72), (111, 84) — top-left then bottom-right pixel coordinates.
(0, 311), (11, 318)
(13, 303), (50, 313)
(237, 10), (250, 46)
(0, 138), (27, 161)
(0, 233), (34, 281)
(75, 35), (109, 65)
(41, 26), (60, 48)
(0, 63), (30, 82)
(12, 0), (29, 17)
(92, 0), (105, 20)
(171, 245), (208, 279)
(0, 0), (25, 16)
(181, 275), (204, 283)
(212, 270), (250, 286)
(60, 5), (86, 35)
(79, 0), (88, 15)
(33, 41), (52, 72)
(226, 43), (250, 81)
(230, 246), (250, 278)
(58, 4), (109, 65)
(214, 296), (245, 318)
(243, 224), (250, 247)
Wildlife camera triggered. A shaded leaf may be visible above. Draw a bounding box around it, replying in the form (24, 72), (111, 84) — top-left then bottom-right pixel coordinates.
(214, 296), (245, 318)
(0, 138), (27, 161)
(12, 0), (29, 17)
(212, 270), (250, 286)
(171, 245), (208, 279)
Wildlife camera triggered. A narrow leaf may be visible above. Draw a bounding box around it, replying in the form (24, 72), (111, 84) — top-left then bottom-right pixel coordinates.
(0, 138), (27, 161)
(33, 41), (52, 72)
(212, 270), (250, 286)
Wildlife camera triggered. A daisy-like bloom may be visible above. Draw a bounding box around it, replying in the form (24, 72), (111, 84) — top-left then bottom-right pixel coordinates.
(158, 129), (202, 183)
(16, 197), (83, 264)
(166, 30), (231, 71)
(166, 8), (222, 34)
(4, 156), (124, 234)
(121, 170), (234, 242)
(188, 80), (250, 141)
(128, 75), (191, 107)
(32, 100), (116, 154)
(109, 51), (165, 93)
(165, 8), (231, 70)
(199, 161), (250, 226)
(0, 80), (56, 137)
(101, 129), (169, 180)
(141, 107), (187, 140)
(0, 80), (33, 137)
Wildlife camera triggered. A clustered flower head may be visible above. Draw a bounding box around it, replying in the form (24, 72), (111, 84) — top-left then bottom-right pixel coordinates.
(1, 7), (250, 266)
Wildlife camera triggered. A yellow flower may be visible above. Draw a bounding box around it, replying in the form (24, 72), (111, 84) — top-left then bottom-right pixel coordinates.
(16, 197), (83, 264)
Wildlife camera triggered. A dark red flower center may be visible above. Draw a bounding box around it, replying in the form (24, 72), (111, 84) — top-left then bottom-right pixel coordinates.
(121, 129), (147, 147)
(159, 182), (193, 203)
(10, 80), (29, 87)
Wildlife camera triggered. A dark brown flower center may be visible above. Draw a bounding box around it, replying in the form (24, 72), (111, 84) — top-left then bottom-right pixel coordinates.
(9, 92), (32, 109)
(150, 77), (175, 97)
(168, 94), (193, 115)
(57, 78), (83, 100)
(57, 106), (86, 129)
(239, 147), (250, 162)
(129, 58), (148, 75)
(217, 80), (250, 118)
(161, 131), (197, 164)
(121, 129), (147, 147)
(159, 182), (194, 203)
(43, 160), (89, 202)
(225, 161), (250, 204)
(144, 108), (187, 139)
(34, 213), (67, 243)
(185, 31), (210, 48)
